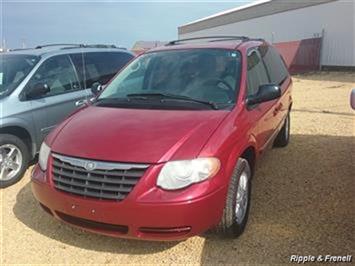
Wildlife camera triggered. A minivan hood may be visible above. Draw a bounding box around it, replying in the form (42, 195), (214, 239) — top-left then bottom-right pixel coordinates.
(51, 106), (229, 163)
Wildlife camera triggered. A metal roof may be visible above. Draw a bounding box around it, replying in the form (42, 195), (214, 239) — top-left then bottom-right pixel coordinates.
(179, 0), (337, 35)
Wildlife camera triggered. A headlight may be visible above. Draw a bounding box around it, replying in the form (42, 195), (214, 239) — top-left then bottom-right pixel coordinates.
(38, 142), (51, 171)
(157, 158), (220, 190)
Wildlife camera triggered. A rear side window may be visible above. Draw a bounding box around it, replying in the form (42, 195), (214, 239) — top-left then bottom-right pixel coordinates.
(70, 52), (133, 89)
(259, 45), (288, 85)
(247, 50), (269, 96)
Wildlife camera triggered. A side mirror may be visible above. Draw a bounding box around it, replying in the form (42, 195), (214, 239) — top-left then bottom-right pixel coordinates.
(246, 84), (281, 106)
(26, 83), (50, 99)
(91, 82), (103, 96)
(350, 88), (355, 110)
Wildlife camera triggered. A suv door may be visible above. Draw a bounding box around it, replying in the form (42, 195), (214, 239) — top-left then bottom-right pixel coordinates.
(246, 48), (278, 151)
(259, 45), (290, 129)
(23, 54), (89, 145)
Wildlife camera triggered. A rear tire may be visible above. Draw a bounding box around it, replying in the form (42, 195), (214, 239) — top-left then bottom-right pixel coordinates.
(0, 134), (30, 188)
(274, 112), (290, 147)
(214, 158), (251, 238)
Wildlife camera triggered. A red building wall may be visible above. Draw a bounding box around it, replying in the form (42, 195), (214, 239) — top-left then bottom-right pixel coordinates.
(274, 37), (322, 74)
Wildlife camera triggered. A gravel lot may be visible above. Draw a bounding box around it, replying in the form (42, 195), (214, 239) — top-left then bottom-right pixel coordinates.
(1, 72), (354, 265)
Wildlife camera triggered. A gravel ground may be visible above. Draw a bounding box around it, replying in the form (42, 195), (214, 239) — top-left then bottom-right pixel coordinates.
(1, 72), (354, 265)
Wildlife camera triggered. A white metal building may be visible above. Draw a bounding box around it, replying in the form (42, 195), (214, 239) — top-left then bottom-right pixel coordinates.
(178, 0), (355, 68)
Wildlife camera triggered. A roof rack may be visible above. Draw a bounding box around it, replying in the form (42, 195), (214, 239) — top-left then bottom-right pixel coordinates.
(61, 44), (126, 50)
(166, 36), (250, 46)
(35, 43), (83, 49)
(85, 44), (118, 48)
(35, 43), (126, 49)
(8, 47), (36, 52)
(8, 43), (126, 52)
(166, 36), (265, 46)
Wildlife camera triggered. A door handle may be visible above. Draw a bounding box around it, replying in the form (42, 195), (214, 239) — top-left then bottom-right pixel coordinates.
(75, 99), (87, 107)
(273, 103), (283, 116)
(276, 103), (282, 111)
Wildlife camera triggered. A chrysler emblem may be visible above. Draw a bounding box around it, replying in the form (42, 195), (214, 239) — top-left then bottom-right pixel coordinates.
(85, 162), (96, 171)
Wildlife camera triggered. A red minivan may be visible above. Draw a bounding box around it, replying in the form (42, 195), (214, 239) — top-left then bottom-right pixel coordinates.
(31, 36), (292, 240)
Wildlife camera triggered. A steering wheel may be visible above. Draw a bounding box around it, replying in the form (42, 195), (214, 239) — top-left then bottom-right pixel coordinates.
(202, 78), (235, 102)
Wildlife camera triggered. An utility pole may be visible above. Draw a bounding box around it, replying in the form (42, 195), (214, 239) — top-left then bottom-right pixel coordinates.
(319, 29), (325, 71)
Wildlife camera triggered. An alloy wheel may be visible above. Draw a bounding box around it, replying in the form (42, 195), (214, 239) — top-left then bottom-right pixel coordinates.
(235, 170), (249, 224)
(0, 144), (23, 181)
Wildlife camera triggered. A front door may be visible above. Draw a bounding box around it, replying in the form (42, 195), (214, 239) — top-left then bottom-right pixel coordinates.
(245, 48), (278, 152)
(24, 54), (90, 146)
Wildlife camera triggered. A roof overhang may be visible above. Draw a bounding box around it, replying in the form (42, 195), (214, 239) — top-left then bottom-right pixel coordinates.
(179, 0), (337, 35)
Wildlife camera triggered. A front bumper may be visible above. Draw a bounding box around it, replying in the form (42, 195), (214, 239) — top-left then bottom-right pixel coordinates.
(31, 164), (227, 241)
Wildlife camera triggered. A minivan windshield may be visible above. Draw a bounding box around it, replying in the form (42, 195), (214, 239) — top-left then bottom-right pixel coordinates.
(0, 54), (40, 98)
(98, 49), (241, 110)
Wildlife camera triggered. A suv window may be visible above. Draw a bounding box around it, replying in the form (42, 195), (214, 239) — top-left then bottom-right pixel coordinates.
(259, 45), (288, 85)
(70, 52), (133, 89)
(247, 50), (269, 96)
(26, 55), (80, 98)
(0, 54), (40, 98)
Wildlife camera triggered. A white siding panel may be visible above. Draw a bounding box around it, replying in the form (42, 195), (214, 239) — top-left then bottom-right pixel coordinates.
(179, 0), (355, 67)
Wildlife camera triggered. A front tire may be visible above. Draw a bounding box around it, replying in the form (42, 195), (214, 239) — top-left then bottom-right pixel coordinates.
(0, 134), (30, 188)
(215, 158), (252, 238)
(274, 112), (290, 147)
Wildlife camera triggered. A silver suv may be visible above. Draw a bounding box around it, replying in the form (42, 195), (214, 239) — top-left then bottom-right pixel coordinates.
(0, 44), (134, 187)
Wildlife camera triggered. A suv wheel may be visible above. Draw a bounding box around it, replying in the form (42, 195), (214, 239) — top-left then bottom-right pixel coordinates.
(274, 112), (290, 147)
(215, 158), (251, 238)
(0, 134), (29, 188)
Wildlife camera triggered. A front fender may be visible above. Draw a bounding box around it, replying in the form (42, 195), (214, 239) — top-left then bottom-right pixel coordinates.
(0, 117), (37, 157)
(224, 134), (257, 182)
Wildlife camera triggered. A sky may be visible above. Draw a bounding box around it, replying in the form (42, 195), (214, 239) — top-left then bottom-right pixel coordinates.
(1, 0), (254, 50)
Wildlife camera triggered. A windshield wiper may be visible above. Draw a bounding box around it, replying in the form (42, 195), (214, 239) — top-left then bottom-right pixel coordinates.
(126, 93), (219, 110)
(94, 97), (129, 106)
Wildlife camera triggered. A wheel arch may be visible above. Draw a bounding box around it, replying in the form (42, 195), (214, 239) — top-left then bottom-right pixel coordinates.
(224, 135), (258, 184)
(0, 126), (35, 158)
(240, 146), (256, 177)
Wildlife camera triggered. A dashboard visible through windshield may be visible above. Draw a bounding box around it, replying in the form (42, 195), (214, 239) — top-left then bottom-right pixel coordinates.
(98, 49), (242, 110)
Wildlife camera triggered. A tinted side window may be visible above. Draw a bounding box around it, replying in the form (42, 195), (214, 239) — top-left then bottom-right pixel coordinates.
(71, 52), (133, 89)
(259, 45), (288, 85)
(26, 55), (80, 98)
(70, 52), (133, 89)
(247, 50), (269, 96)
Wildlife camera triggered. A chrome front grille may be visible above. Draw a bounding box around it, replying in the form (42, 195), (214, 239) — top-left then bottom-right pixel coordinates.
(51, 154), (149, 201)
